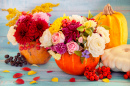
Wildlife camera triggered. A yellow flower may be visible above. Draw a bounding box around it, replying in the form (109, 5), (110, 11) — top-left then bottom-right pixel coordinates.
(49, 14), (69, 34)
(84, 20), (97, 28)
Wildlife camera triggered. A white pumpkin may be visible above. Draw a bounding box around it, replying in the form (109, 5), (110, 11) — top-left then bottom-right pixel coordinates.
(101, 45), (130, 72)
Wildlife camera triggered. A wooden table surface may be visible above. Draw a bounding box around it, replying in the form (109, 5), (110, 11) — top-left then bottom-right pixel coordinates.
(0, 0), (130, 86)
(0, 49), (130, 86)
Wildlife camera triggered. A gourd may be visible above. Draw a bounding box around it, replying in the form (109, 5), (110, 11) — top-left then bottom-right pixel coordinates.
(19, 42), (51, 64)
(94, 4), (128, 49)
(101, 44), (130, 72)
(55, 52), (100, 75)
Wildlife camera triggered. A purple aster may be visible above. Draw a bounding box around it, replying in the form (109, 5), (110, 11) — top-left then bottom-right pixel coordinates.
(54, 43), (67, 54)
(62, 22), (81, 43)
(82, 50), (90, 58)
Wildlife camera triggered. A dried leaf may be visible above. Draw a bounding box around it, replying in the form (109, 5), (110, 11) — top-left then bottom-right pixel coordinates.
(30, 81), (37, 84)
(33, 76), (40, 81)
(51, 77), (58, 82)
(13, 73), (23, 78)
(22, 67), (31, 71)
(69, 77), (76, 82)
(31, 64), (40, 67)
(102, 78), (110, 83)
(47, 71), (53, 73)
(2, 70), (10, 73)
(15, 78), (24, 84)
(28, 70), (37, 75)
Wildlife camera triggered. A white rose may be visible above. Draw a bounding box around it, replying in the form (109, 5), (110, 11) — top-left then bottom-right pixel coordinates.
(96, 26), (110, 43)
(7, 25), (17, 45)
(69, 15), (84, 24)
(39, 29), (52, 48)
(87, 33), (105, 57)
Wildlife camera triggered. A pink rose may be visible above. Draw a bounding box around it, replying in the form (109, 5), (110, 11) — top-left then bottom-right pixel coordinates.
(52, 31), (65, 45)
(78, 37), (83, 43)
(67, 41), (79, 54)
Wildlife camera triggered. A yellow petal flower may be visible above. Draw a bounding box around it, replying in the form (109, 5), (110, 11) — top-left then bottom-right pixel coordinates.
(51, 77), (58, 82)
(30, 81), (37, 84)
(48, 50), (61, 60)
(102, 78), (110, 83)
(28, 71), (37, 75)
(3, 70), (10, 73)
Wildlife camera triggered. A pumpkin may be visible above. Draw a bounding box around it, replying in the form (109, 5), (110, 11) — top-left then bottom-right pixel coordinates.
(94, 4), (128, 49)
(19, 42), (51, 64)
(101, 44), (130, 72)
(55, 52), (100, 75)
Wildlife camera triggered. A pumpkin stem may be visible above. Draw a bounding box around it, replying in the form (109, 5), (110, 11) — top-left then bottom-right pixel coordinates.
(103, 4), (114, 15)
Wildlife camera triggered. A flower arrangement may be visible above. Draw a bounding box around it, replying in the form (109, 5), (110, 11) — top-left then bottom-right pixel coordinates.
(45, 11), (110, 63)
(3, 3), (59, 49)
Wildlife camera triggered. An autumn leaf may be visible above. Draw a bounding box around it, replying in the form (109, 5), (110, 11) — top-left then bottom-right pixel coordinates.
(102, 78), (110, 83)
(28, 70), (37, 75)
(13, 73), (23, 78)
(30, 81), (37, 84)
(22, 67), (31, 71)
(51, 77), (58, 82)
(47, 71), (53, 73)
(69, 77), (76, 82)
(2, 70), (10, 73)
(15, 78), (24, 84)
(33, 76), (40, 81)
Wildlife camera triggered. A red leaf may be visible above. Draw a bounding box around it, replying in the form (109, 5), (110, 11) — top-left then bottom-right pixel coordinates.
(22, 67), (31, 71)
(47, 71), (53, 73)
(15, 78), (24, 84)
(13, 73), (23, 78)
(33, 76), (40, 81)
(69, 78), (75, 82)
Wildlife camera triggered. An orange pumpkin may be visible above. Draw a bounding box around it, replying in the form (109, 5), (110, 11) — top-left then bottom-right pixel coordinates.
(55, 52), (100, 75)
(19, 42), (51, 64)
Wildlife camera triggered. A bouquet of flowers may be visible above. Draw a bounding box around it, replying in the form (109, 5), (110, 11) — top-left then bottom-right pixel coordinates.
(45, 12), (110, 63)
(3, 3), (59, 64)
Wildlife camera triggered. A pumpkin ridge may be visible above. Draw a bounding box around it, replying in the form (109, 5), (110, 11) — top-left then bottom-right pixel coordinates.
(72, 54), (75, 74)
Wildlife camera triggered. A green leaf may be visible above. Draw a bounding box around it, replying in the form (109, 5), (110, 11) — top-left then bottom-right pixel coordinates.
(102, 25), (111, 30)
(85, 28), (93, 36)
(74, 51), (82, 57)
(88, 10), (94, 19)
(80, 57), (85, 64)
(77, 26), (84, 32)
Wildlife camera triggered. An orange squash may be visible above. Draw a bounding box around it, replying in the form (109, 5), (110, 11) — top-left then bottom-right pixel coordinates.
(55, 52), (100, 75)
(94, 4), (128, 49)
(19, 42), (51, 64)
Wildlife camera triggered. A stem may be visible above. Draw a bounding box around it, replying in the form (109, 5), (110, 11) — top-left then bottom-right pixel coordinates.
(103, 4), (114, 15)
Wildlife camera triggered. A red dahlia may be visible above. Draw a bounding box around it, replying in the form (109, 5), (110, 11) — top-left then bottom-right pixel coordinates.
(14, 23), (34, 45)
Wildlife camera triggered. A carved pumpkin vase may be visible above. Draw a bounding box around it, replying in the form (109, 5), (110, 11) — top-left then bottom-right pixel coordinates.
(19, 42), (51, 64)
(55, 52), (100, 75)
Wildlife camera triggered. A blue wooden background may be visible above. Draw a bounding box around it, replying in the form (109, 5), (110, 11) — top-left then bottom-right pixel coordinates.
(0, 0), (130, 86)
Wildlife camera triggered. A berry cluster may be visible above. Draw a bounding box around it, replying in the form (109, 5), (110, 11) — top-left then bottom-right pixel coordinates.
(19, 42), (41, 51)
(97, 66), (112, 79)
(4, 53), (27, 67)
(84, 66), (112, 81)
(124, 71), (130, 79)
(84, 67), (99, 81)
(62, 19), (70, 28)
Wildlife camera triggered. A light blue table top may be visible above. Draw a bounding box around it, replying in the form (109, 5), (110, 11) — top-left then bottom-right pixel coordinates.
(0, 48), (130, 86)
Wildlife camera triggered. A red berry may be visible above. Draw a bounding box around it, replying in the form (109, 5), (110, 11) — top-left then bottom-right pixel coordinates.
(126, 71), (130, 76)
(27, 46), (31, 49)
(85, 66), (91, 71)
(97, 67), (102, 73)
(107, 71), (111, 75)
(106, 67), (110, 71)
(107, 74), (112, 79)
(86, 75), (90, 80)
(36, 43), (41, 46)
(103, 72), (107, 77)
(89, 76), (94, 81)
(99, 74), (104, 79)
(93, 73), (97, 77)
(88, 72), (93, 76)
(31, 44), (34, 48)
(72, 20), (76, 23)
(124, 74), (128, 79)
(22, 11), (27, 15)
(84, 71), (89, 76)
(94, 75), (99, 81)
(36, 46), (40, 50)
(101, 66), (106, 72)
(24, 46), (27, 50)
(19, 46), (24, 51)
(92, 69), (96, 74)
(62, 23), (67, 27)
